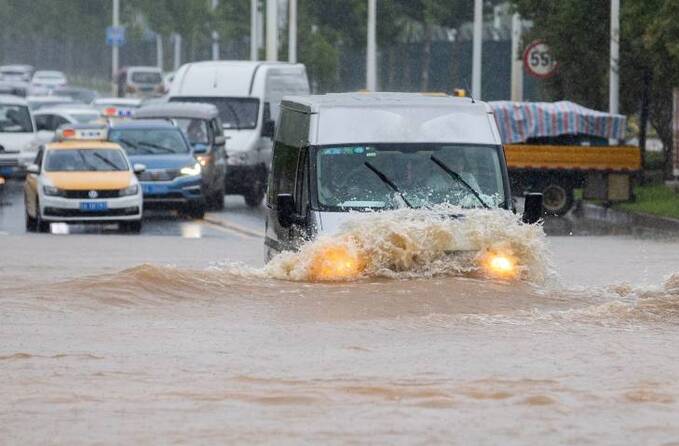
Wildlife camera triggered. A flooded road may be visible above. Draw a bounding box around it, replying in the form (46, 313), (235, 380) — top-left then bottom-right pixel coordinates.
(2, 186), (679, 444)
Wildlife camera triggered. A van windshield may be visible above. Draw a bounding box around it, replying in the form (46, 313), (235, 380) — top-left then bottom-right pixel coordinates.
(170, 97), (259, 130)
(314, 144), (506, 210)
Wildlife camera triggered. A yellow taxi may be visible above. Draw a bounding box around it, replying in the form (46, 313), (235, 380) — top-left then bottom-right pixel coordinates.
(24, 125), (144, 233)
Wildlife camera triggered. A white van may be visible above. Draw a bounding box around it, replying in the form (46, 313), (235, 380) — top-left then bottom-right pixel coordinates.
(168, 61), (310, 206)
(264, 93), (543, 261)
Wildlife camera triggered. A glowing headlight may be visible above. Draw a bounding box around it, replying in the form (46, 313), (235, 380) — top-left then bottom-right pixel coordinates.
(119, 184), (139, 196)
(43, 185), (63, 196)
(309, 245), (364, 281)
(483, 253), (517, 279)
(180, 162), (201, 176)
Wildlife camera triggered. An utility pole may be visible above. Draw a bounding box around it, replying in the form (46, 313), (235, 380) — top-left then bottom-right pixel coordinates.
(471, 0), (482, 99)
(510, 13), (523, 102)
(156, 34), (163, 71)
(211, 0), (220, 60)
(250, 0), (258, 60)
(288, 0), (297, 63)
(366, 0), (377, 91)
(112, 0), (120, 96)
(609, 0), (620, 115)
(173, 33), (182, 71)
(266, 0), (278, 61)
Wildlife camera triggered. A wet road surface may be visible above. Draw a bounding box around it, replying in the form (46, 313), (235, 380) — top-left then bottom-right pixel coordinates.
(2, 179), (679, 445)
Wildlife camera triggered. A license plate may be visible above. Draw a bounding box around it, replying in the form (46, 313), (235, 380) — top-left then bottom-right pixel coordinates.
(142, 184), (167, 194)
(80, 201), (108, 212)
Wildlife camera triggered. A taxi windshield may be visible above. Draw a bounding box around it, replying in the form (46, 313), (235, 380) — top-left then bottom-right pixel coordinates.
(109, 128), (190, 155)
(44, 149), (129, 172)
(314, 144), (506, 210)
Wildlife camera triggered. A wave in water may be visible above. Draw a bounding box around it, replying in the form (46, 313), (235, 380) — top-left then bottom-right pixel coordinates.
(264, 207), (552, 283)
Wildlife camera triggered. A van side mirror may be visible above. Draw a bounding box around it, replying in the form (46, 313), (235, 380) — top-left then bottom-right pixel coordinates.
(214, 135), (226, 146)
(262, 119), (275, 138)
(277, 193), (298, 228)
(522, 193), (543, 224)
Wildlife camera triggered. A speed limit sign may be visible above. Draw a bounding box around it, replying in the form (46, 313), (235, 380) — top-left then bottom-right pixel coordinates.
(523, 40), (557, 79)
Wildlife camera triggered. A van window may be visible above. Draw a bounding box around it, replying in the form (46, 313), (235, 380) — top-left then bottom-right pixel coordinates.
(268, 142), (299, 205)
(295, 149), (309, 215)
(131, 72), (162, 84)
(170, 97), (259, 130)
(314, 143), (506, 210)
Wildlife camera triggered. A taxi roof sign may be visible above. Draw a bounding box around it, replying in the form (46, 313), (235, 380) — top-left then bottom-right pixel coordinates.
(56, 124), (108, 142)
(103, 106), (134, 118)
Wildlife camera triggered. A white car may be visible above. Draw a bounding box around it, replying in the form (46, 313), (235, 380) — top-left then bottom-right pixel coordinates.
(24, 125), (144, 233)
(34, 106), (101, 133)
(0, 95), (51, 175)
(30, 70), (67, 95)
(26, 95), (75, 111)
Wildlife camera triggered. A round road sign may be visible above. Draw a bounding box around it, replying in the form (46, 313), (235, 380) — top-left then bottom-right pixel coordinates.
(523, 40), (557, 79)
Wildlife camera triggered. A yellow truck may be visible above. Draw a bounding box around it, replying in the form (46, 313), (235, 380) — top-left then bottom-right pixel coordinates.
(490, 101), (641, 215)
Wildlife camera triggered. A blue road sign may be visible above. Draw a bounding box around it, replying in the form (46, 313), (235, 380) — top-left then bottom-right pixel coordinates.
(106, 26), (126, 47)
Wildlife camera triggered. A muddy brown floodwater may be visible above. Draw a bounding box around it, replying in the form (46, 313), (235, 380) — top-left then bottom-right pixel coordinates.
(2, 209), (679, 445)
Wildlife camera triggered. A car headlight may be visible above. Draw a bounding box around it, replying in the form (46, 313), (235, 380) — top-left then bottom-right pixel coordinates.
(180, 162), (201, 176)
(43, 185), (63, 197)
(120, 184), (139, 196)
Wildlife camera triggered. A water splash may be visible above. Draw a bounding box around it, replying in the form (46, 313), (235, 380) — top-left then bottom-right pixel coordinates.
(264, 207), (552, 283)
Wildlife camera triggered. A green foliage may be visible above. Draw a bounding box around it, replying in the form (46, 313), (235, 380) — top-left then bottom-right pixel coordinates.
(616, 185), (679, 219)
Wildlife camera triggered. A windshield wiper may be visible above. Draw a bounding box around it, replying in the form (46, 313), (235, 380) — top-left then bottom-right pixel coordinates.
(364, 161), (413, 209)
(138, 141), (178, 154)
(92, 152), (123, 171)
(222, 101), (242, 130)
(430, 155), (490, 209)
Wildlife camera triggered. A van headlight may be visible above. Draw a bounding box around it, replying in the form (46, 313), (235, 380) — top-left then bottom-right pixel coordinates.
(120, 184), (139, 196)
(43, 185), (63, 197)
(180, 162), (201, 176)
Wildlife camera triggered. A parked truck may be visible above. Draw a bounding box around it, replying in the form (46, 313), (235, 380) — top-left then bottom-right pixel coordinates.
(490, 101), (641, 215)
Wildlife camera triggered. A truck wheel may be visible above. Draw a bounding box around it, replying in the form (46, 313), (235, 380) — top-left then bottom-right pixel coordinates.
(542, 183), (574, 216)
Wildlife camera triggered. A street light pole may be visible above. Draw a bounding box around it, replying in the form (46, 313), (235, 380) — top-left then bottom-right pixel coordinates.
(112, 0), (120, 97)
(366, 0), (377, 91)
(266, 0), (278, 61)
(211, 0), (220, 60)
(250, 0), (258, 60)
(609, 0), (620, 115)
(471, 0), (482, 99)
(510, 13), (523, 102)
(288, 0), (297, 63)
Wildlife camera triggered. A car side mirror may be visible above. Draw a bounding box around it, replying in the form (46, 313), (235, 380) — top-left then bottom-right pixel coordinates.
(26, 163), (40, 174)
(261, 119), (275, 138)
(522, 193), (543, 224)
(36, 130), (53, 141)
(214, 135), (226, 146)
(277, 193), (297, 228)
(133, 163), (146, 174)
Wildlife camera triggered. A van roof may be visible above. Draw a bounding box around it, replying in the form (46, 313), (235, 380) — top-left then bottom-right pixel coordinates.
(133, 102), (218, 120)
(0, 94), (29, 105)
(279, 92), (500, 146)
(172, 61), (306, 97)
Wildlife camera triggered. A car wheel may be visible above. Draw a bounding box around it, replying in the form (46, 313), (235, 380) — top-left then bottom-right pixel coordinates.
(184, 202), (206, 219)
(35, 199), (50, 233)
(121, 220), (142, 233)
(25, 210), (37, 232)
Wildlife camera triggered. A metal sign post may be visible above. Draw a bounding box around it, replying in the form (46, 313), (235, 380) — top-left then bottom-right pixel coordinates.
(673, 89), (679, 178)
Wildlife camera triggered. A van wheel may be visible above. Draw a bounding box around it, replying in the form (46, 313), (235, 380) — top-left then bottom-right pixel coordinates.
(244, 184), (264, 207)
(542, 183), (574, 216)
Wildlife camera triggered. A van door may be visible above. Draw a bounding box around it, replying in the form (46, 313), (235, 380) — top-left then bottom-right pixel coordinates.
(265, 142), (299, 254)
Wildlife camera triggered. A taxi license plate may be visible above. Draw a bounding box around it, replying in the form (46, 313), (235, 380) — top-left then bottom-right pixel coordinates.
(142, 184), (167, 194)
(80, 202), (108, 212)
